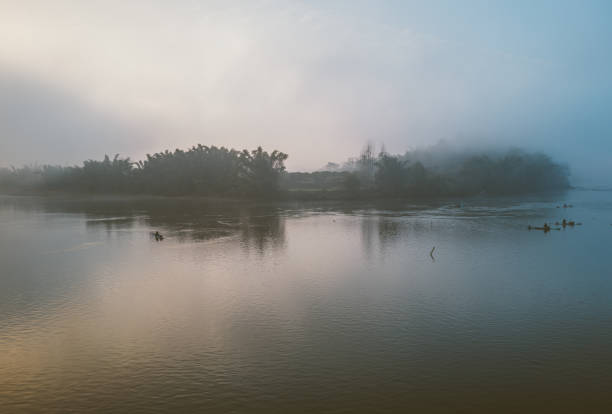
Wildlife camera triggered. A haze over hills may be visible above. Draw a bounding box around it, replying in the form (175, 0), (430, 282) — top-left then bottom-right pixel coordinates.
(1, 1), (611, 186)
(0, 143), (569, 198)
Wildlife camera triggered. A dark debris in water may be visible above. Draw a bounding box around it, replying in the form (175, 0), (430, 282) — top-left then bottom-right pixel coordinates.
(528, 218), (582, 233)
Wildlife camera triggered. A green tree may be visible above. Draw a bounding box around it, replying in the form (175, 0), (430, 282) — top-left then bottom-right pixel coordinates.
(375, 153), (407, 194)
(239, 147), (288, 195)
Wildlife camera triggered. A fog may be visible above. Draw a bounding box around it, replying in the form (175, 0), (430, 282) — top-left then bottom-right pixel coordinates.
(1, 0), (611, 185)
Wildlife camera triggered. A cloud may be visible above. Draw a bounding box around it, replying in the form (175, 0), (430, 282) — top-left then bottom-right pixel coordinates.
(0, 69), (158, 166)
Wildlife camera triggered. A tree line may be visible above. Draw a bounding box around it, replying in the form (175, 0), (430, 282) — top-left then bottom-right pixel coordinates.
(0, 143), (569, 197)
(0, 145), (288, 196)
(368, 149), (569, 196)
(283, 144), (570, 197)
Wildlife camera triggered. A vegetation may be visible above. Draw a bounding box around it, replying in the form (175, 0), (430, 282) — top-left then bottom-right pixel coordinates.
(0, 143), (569, 198)
(0, 145), (288, 197)
(283, 146), (570, 197)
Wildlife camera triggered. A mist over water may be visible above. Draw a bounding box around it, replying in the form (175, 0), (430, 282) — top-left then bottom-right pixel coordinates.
(2, 2), (612, 412)
(1, 190), (612, 413)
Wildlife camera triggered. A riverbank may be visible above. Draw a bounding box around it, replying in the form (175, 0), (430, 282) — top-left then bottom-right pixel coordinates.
(0, 187), (573, 204)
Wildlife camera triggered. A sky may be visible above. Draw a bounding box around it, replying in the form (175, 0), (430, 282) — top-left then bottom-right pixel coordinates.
(0, 0), (611, 184)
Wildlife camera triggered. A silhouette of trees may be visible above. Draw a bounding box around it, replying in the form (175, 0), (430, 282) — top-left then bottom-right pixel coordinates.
(455, 150), (569, 195)
(239, 147), (288, 196)
(343, 172), (361, 194)
(357, 142), (376, 189)
(0, 144), (569, 198)
(281, 171), (348, 191)
(78, 154), (133, 192)
(294, 148), (569, 197)
(0, 145), (288, 197)
(375, 153), (407, 194)
(133, 145), (245, 195)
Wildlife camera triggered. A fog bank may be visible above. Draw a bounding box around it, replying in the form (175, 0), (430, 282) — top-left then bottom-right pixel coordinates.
(1, 1), (610, 185)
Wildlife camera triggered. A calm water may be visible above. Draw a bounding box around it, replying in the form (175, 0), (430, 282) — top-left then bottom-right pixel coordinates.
(1, 190), (612, 413)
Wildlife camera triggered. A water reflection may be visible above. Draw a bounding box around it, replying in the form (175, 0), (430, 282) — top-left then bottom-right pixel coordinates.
(238, 207), (286, 253)
(1, 196), (289, 251)
(3, 191), (612, 413)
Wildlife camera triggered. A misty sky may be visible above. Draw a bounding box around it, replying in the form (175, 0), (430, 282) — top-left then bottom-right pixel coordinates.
(1, 0), (611, 184)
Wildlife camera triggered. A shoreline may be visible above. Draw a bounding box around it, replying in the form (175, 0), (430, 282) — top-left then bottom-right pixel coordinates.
(0, 188), (573, 204)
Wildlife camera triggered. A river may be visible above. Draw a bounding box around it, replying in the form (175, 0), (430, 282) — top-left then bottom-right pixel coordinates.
(1, 190), (611, 412)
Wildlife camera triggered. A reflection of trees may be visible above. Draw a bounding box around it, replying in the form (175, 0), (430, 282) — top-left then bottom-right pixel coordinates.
(6, 197), (287, 253)
(144, 203), (238, 242)
(360, 213), (433, 257)
(361, 215), (407, 258)
(85, 217), (138, 233)
(142, 203), (286, 252)
(377, 218), (403, 246)
(360, 216), (377, 259)
(238, 207), (286, 254)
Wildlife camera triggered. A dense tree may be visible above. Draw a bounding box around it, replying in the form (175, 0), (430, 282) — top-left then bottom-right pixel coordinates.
(357, 142), (376, 188)
(343, 172), (361, 194)
(0, 145), (288, 197)
(239, 147), (288, 195)
(0, 144), (569, 198)
(375, 153), (407, 194)
(290, 148), (569, 197)
(133, 145), (245, 195)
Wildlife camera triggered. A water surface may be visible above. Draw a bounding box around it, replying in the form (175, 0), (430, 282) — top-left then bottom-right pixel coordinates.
(1, 191), (612, 413)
